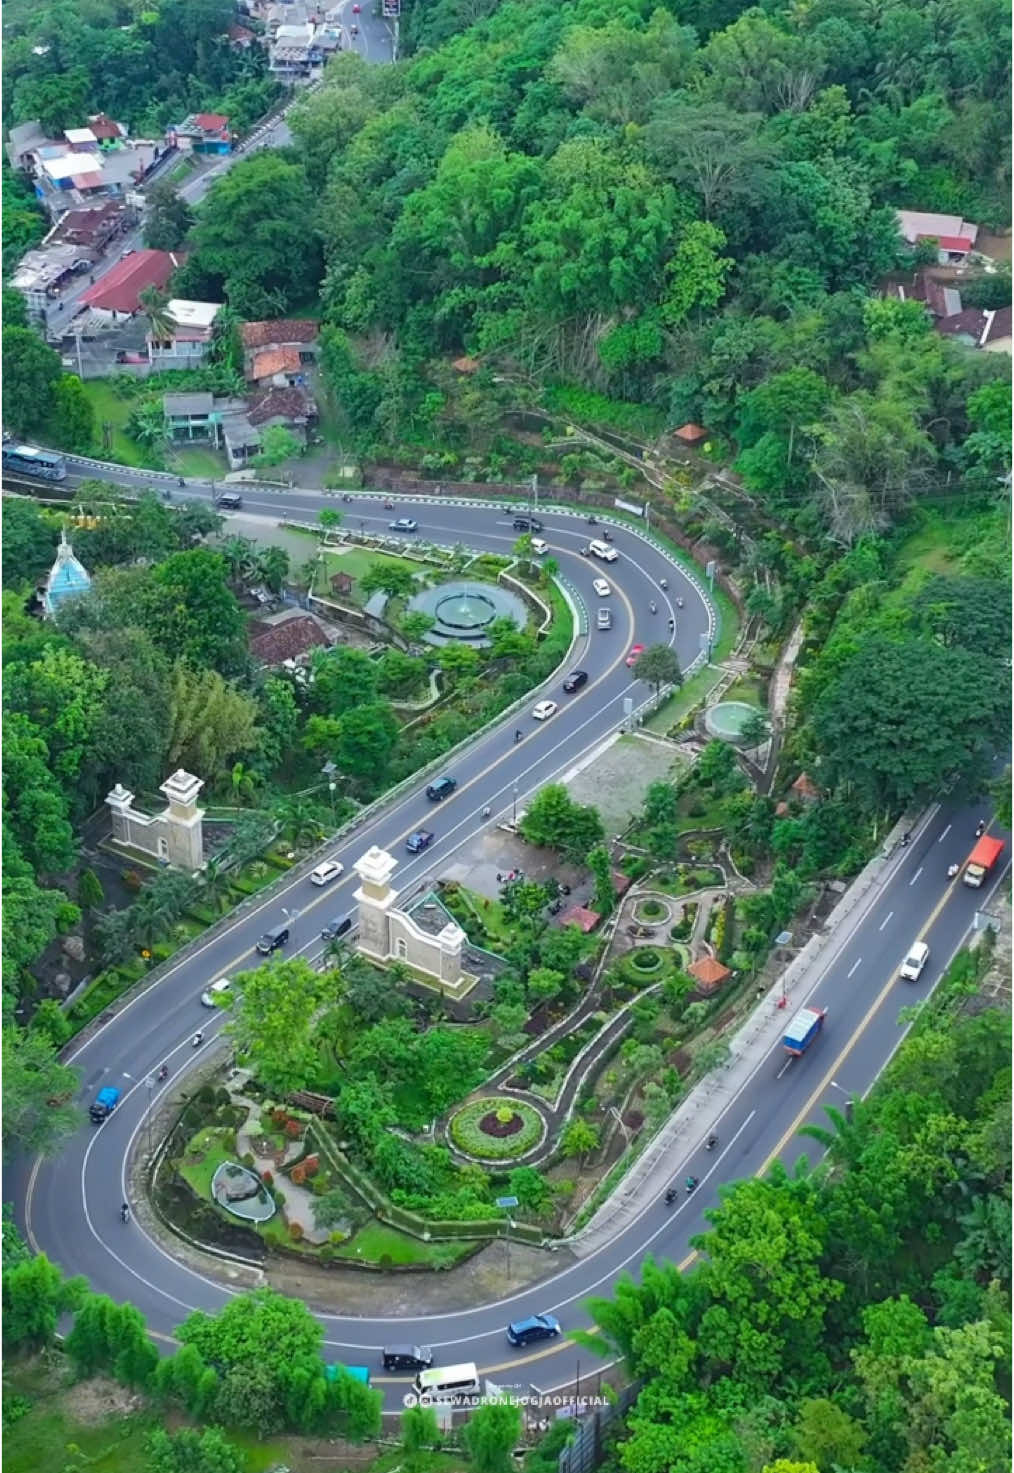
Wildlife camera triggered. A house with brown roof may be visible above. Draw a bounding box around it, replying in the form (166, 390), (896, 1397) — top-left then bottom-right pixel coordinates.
(247, 385), (317, 433)
(249, 613), (332, 666)
(688, 956), (731, 994)
(240, 319), (319, 377)
(249, 346), (305, 387)
(558, 905), (601, 933)
(674, 423), (708, 446)
(80, 249), (183, 320)
(167, 114), (233, 156)
(329, 571), (355, 597)
(790, 772), (820, 803)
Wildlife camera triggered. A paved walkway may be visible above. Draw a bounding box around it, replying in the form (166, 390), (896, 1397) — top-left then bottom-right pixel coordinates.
(231, 1085), (329, 1244)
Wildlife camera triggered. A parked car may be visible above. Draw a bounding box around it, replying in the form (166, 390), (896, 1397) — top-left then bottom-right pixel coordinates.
(389, 517), (418, 532)
(506, 1313), (561, 1347)
(200, 977), (232, 1008)
(899, 940), (930, 981)
(625, 643), (645, 668)
(512, 515), (543, 532)
(310, 858), (344, 886)
(562, 669), (588, 693)
(592, 578), (611, 597)
(426, 776), (457, 801)
(532, 699), (558, 720)
(406, 829), (435, 854)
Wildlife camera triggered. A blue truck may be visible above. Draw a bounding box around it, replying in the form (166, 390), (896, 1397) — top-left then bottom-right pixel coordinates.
(782, 1006), (827, 1057)
(89, 1086), (120, 1124)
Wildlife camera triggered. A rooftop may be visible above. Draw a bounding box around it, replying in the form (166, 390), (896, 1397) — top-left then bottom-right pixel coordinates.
(688, 956), (731, 990)
(247, 385), (316, 425)
(164, 391), (215, 415)
(48, 200), (126, 246)
(43, 530), (92, 617)
(896, 209), (979, 249)
(249, 614), (331, 665)
(12, 243), (88, 290)
(240, 318), (318, 349)
(81, 249), (181, 313)
(250, 346), (302, 379)
(40, 152), (103, 183)
(65, 127), (98, 146)
(166, 298), (222, 330)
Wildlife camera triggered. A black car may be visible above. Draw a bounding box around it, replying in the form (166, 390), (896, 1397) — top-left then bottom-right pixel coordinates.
(506, 1313), (561, 1347)
(406, 829), (435, 854)
(256, 922), (289, 955)
(321, 913), (353, 941)
(216, 492), (243, 510)
(562, 669), (589, 693)
(389, 517), (418, 533)
(426, 776), (457, 801)
(512, 515), (543, 533)
(382, 1345), (434, 1372)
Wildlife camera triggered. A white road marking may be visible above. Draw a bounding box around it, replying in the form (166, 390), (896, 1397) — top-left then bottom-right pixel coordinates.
(909, 867), (923, 885)
(878, 911), (894, 931)
(938, 824), (951, 842)
(846, 958), (862, 978)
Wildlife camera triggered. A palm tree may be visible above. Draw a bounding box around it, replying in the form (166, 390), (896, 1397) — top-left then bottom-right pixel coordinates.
(256, 546), (290, 594)
(219, 535), (258, 587)
(272, 796), (324, 847)
(230, 762), (262, 804)
(138, 285), (175, 349)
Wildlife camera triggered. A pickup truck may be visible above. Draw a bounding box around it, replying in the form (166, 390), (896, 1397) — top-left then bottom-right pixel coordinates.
(962, 835), (1004, 889)
(782, 1006), (827, 1057)
(89, 1086), (120, 1124)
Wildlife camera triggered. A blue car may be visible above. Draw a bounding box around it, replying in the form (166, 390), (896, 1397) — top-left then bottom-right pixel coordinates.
(506, 1313), (561, 1347)
(405, 829), (435, 854)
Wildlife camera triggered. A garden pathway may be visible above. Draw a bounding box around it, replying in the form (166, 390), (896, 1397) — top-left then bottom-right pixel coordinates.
(231, 1086), (329, 1245)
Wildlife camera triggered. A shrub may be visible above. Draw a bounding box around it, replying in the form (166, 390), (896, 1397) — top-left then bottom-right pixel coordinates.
(289, 1221), (304, 1241)
(284, 1119), (302, 1139)
(241, 1152), (255, 1169)
(261, 1170), (274, 1186)
(290, 1164), (306, 1186)
(495, 1105), (514, 1124)
(449, 1098), (544, 1159)
(271, 1108), (288, 1126)
(303, 1155), (319, 1176)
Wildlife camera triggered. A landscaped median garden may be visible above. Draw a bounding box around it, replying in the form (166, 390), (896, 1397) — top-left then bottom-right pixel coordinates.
(447, 1097), (546, 1161)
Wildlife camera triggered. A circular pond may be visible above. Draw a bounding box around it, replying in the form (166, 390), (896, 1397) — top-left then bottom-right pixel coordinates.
(704, 700), (763, 744)
(408, 580), (529, 646)
(211, 1162), (277, 1222)
(448, 1097), (546, 1160)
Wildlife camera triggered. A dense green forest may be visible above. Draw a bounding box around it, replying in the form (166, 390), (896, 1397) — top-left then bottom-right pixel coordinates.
(1, 0), (277, 137)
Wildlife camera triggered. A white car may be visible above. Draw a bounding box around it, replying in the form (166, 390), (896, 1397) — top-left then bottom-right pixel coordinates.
(310, 858), (344, 886)
(899, 941), (929, 981)
(532, 700), (558, 720)
(592, 578), (611, 597)
(200, 977), (232, 1008)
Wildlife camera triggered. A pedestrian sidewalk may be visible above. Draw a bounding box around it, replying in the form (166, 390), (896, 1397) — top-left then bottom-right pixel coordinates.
(568, 815), (916, 1256)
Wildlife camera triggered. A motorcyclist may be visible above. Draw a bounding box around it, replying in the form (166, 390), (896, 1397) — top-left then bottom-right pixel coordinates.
(649, 602), (657, 614)
(603, 530), (613, 542)
(676, 597), (684, 609)
(706, 1135), (718, 1150)
(659, 577), (667, 589)
(900, 832), (912, 848)
(664, 1186), (677, 1205)
(514, 729), (523, 744)
(121, 1202), (130, 1222)
(587, 514), (597, 525)
(947, 862), (960, 879)
(481, 805), (492, 818)
(192, 1030), (204, 1047)
(975, 818), (986, 837)
(685, 1175), (699, 1192)
(158, 1063), (169, 1081)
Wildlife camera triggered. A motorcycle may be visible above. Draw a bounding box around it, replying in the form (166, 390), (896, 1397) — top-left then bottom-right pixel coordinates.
(705, 1135), (718, 1151)
(342, 493), (353, 503)
(157, 1063), (169, 1082)
(685, 1176), (699, 1194)
(120, 1202), (130, 1223)
(384, 499), (395, 510)
(178, 476), (185, 487)
(580, 546), (591, 556)
(659, 577), (668, 589)
(162, 487), (172, 500)
(192, 1031), (204, 1048)
(603, 530), (613, 542)
(676, 597), (684, 609)
(900, 832), (912, 848)
(649, 602), (657, 615)
(664, 1187), (678, 1205)
(587, 515), (597, 525)
(975, 819), (986, 837)
(947, 863), (960, 879)
(481, 806), (491, 819)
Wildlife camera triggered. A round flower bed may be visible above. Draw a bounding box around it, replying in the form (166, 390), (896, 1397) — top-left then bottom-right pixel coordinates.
(626, 947), (665, 978)
(448, 1097), (545, 1160)
(633, 896), (672, 925)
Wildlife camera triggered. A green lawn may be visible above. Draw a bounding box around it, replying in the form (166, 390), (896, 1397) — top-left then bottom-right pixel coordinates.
(335, 1219), (479, 1267)
(177, 1126), (236, 1200)
(315, 547), (429, 605)
(82, 380), (164, 470)
(172, 445), (226, 478)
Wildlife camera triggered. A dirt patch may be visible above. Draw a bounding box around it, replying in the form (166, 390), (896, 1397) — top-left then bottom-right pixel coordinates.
(669, 1048), (692, 1074)
(61, 1375), (146, 1426)
(478, 1110), (524, 1138)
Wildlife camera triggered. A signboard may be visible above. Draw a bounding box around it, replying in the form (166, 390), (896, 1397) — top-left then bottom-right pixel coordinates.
(495, 1195), (519, 1209)
(705, 559), (717, 580)
(614, 498), (645, 517)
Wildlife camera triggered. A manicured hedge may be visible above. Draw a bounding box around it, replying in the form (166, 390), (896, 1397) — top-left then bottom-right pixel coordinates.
(448, 1097), (545, 1160)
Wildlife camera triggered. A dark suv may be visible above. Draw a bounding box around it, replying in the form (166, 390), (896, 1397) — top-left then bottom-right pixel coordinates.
(382, 1345), (433, 1372)
(426, 776), (457, 801)
(512, 515), (543, 533)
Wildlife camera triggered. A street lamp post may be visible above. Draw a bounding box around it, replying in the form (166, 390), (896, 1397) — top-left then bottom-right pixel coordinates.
(512, 783), (520, 826)
(496, 1194), (519, 1286)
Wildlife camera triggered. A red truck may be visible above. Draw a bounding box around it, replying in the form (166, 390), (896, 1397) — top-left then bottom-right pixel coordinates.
(962, 835), (1004, 889)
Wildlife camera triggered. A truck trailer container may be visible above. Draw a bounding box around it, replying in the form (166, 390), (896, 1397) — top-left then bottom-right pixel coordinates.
(962, 835), (1004, 889)
(782, 1006), (827, 1056)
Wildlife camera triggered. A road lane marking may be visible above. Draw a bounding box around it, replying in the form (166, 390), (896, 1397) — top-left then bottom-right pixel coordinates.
(878, 910), (893, 930)
(846, 958), (862, 978)
(938, 824), (951, 842)
(909, 867), (923, 885)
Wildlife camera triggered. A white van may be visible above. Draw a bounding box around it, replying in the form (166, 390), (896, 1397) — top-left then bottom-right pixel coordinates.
(414, 1362), (481, 1401)
(588, 539), (617, 562)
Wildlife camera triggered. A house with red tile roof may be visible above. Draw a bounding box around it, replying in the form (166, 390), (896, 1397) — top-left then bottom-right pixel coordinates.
(249, 613), (332, 666)
(688, 956), (731, 993)
(167, 114), (233, 156)
(80, 250), (183, 320)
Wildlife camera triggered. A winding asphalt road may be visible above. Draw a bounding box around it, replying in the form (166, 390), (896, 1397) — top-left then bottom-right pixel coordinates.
(16, 474), (1010, 1407)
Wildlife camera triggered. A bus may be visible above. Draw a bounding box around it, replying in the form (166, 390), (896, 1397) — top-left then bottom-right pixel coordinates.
(414, 1363), (481, 1401)
(2, 442), (68, 480)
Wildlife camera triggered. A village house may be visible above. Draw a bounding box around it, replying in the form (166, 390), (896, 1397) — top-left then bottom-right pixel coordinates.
(896, 210), (980, 267)
(240, 319), (319, 379)
(166, 114), (234, 157)
(80, 250), (183, 322)
(7, 119), (163, 220)
(147, 299), (223, 366)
